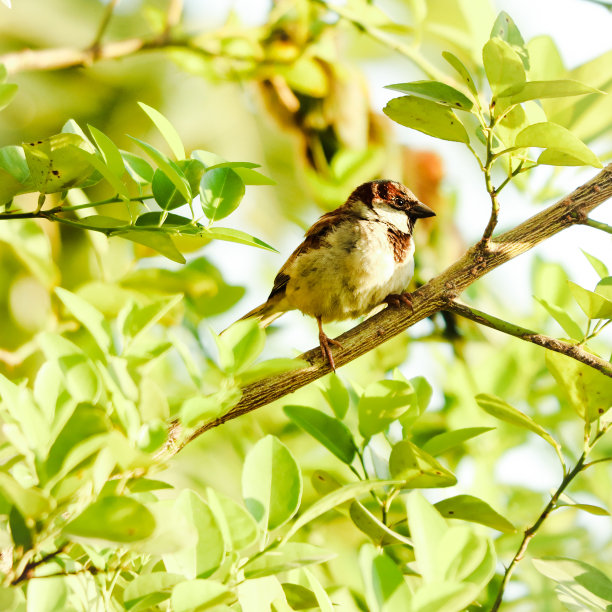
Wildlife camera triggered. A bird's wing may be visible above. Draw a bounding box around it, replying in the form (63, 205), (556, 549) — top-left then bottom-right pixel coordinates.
(267, 208), (348, 301)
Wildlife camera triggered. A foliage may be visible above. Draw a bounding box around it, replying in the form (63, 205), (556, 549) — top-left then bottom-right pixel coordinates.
(0, 0), (610, 611)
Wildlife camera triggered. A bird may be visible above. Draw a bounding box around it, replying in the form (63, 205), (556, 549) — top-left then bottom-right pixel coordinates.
(236, 179), (435, 370)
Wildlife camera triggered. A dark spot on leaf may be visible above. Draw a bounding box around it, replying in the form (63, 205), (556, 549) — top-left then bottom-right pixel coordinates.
(52, 170), (59, 176)
(37, 140), (42, 144)
(599, 409), (604, 414)
(448, 510), (454, 515)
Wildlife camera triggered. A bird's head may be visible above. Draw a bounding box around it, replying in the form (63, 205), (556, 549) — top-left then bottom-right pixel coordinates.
(347, 179), (435, 230)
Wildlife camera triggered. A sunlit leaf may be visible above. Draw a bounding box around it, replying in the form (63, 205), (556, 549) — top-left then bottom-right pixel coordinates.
(435, 495), (516, 532)
(475, 393), (562, 455)
(284, 405), (356, 464)
(515, 122), (601, 168)
(139, 102), (186, 160)
(200, 167), (245, 221)
(64, 496), (156, 542)
(385, 81), (473, 109)
(483, 37), (526, 98)
(242, 435), (302, 531)
(442, 51), (479, 97)
(384, 96), (469, 143)
(422, 427), (494, 456)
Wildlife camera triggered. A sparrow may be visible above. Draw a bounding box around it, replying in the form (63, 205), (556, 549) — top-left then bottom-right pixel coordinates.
(237, 179), (435, 370)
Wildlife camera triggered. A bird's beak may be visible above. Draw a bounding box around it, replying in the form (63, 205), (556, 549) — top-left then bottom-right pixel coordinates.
(410, 201), (436, 218)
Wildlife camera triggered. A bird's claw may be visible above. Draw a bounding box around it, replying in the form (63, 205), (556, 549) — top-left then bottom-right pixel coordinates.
(319, 332), (342, 371)
(384, 292), (414, 312)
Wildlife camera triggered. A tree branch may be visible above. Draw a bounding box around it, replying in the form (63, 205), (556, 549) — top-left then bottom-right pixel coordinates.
(162, 165), (612, 456)
(446, 300), (612, 377)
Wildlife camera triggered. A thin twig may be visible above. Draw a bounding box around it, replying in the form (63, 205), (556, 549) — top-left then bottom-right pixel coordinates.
(490, 453), (587, 611)
(89, 0), (120, 55)
(446, 300), (612, 377)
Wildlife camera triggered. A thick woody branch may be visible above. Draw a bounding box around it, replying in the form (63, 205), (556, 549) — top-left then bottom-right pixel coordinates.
(446, 300), (612, 377)
(163, 164), (612, 455)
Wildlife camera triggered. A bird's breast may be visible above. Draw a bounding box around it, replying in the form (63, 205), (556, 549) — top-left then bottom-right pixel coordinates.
(283, 220), (415, 321)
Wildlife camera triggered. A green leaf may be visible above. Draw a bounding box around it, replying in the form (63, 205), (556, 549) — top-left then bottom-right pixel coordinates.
(129, 136), (191, 200)
(360, 546), (413, 611)
(435, 495), (516, 533)
(0, 372), (49, 454)
(582, 250), (609, 279)
(498, 79), (602, 104)
(383, 96), (469, 143)
(135, 211), (192, 227)
(64, 496), (155, 542)
(533, 557), (612, 607)
(596, 276), (612, 301)
(138, 102), (185, 160)
(180, 388), (241, 428)
(118, 230), (186, 264)
(406, 492), (448, 583)
(88, 125), (125, 178)
(284, 405), (356, 464)
(123, 573), (185, 610)
(349, 501), (413, 547)
(9, 506), (32, 549)
(568, 281), (612, 319)
(0, 145), (33, 203)
(121, 294), (182, 347)
(234, 166), (275, 185)
(385, 81), (473, 110)
(515, 122), (601, 168)
(320, 374), (350, 419)
(121, 150), (154, 185)
(0, 83), (17, 111)
(489, 11), (529, 69)
(475, 393), (562, 454)
(389, 440), (457, 488)
(442, 51), (478, 97)
(162, 490), (225, 579)
(151, 168), (187, 210)
(0, 473), (50, 518)
(69, 146), (130, 198)
(483, 37), (525, 99)
(171, 580), (232, 612)
(206, 227), (278, 252)
(243, 542), (333, 579)
(206, 487), (259, 551)
(22, 133), (97, 193)
(358, 379), (418, 438)
(200, 167), (245, 221)
(55, 287), (112, 354)
(534, 296), (584, 340)
(215, 318), (266, 374)
(283, 479), (403, 543)
(556, 502), (610, 516)
(545, 351), (612, 423)
(281, 583), (318, 611)
(26, 577), (68, 612)
(422, 427), (495, 456)
(242, 435), (302, 531)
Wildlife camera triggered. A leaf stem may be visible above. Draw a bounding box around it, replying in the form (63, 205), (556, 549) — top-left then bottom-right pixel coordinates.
(584, 217), (612, 234)
(479, 107), (500, 246)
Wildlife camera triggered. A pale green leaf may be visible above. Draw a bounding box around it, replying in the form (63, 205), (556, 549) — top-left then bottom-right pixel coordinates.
(242, 435), (302, 531)
(139, 102), (186, 160)
(383, 96), (469, 143)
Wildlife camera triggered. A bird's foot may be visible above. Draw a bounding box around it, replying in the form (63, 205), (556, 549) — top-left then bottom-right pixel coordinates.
(383, 292), (414, 312)
(319, 331), (342, 371)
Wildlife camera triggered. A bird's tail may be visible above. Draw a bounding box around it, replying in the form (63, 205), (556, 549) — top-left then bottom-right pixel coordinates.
(220, 301), (284, 335)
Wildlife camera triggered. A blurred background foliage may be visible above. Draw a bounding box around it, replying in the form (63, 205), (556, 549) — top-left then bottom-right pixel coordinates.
(0, 0), (611, 610)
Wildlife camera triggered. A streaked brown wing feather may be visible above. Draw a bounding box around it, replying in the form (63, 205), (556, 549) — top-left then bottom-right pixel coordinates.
(267, 208), (347, 300)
